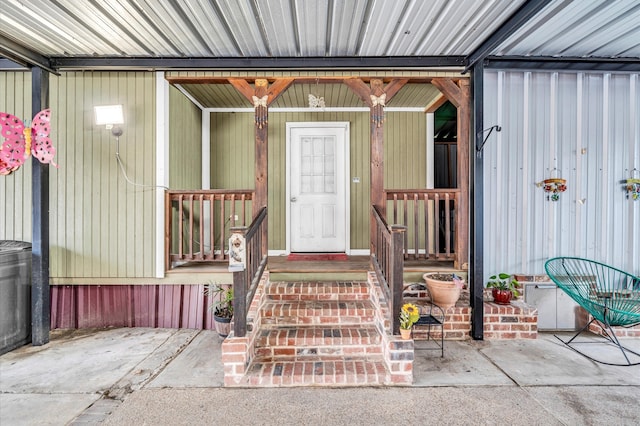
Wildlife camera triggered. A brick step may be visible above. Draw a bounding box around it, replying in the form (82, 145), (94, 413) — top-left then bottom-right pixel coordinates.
(260, 300), (376, 326)
(243, 358), (392, 387)
(254, 325), (383, 360)
(266, 281), (370, 301)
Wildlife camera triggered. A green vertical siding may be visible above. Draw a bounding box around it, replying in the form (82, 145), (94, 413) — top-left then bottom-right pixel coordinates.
(169, 86), (202, 189)
(209, 110), (426, 251)
(384, 112), (427, 189)
(0, 71), (32, 242)
(48, 71), (156, 278)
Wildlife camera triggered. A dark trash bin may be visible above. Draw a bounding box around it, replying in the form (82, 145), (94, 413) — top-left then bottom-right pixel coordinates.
(0, 240), (32, 354)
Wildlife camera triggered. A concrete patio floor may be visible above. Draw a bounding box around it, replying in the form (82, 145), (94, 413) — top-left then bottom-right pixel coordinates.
(1, 328), (639, 425)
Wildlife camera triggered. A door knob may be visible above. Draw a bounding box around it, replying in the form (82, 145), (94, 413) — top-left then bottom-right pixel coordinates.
(290, 197), (297, 202)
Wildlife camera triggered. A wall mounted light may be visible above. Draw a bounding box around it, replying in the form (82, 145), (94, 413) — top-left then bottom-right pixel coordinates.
(94, 104), (124, 136)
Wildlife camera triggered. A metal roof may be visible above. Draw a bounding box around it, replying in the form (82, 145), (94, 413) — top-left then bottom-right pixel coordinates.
(1, 0), (638, 72)
(1, 0), (638, 109)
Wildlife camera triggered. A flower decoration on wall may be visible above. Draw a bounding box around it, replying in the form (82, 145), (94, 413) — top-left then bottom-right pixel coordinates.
(626, 178), (640, 201)
(537, 178), (567, 201)
(0, 109), (58, 175)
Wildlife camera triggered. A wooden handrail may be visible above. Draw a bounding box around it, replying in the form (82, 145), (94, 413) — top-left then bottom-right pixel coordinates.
(371, 205), (406, 335)
(164, 190), (253, 270)
(385, 189), (460, 263)
(232, 207), (268, 337)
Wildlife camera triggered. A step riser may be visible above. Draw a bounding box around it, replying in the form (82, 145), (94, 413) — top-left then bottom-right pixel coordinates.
(266, 282), (370, 302)
(254, 347), (384, 360)
(246, 360), (391, 387)
(260, 301), (376, 326)
(255, 327), (381, 347)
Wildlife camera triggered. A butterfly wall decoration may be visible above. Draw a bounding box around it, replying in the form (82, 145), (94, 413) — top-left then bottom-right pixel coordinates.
(0, 109), (58, 175)
(308, 94), (325, 108)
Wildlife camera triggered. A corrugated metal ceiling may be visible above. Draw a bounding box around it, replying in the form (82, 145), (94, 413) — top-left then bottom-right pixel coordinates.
(1, 0), (529, 58)
(2, 0), (638, 63)
(1, 0), (638, 108)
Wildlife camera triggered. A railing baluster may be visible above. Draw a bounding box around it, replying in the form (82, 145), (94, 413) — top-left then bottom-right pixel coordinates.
(434, 193), (440, 259)
(413, 193), (419, 260)
(165, 190), (253, 269)
(218, 194), (225, 261)
(208, 194), (215, 260)
(198, 194), (204, 260)
(188, 194), (195, 260)
(230, 194), (236, 228)
(178, 194), (184, 260)
(423, 193), (430, 259)
(445, 193), (451, 257)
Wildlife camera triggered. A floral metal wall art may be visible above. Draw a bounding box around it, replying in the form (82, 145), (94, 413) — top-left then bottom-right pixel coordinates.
(626, 178), (640, 201)
(537, 178), (567, 201)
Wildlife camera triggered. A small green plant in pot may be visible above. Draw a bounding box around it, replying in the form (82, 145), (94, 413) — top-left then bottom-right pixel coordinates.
(204, 283), (234, 337)
(486, 273), (520, 305)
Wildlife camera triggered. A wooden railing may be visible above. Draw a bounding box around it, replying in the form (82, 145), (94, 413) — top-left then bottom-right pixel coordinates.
(232, 207), (268, 337)
(371, 205), (406, 335)
(165, 190), (253, 270)
(385, 189), (460, 262)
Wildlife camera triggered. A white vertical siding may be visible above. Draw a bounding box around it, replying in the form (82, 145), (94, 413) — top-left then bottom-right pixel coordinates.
(484, 70), (640, 277)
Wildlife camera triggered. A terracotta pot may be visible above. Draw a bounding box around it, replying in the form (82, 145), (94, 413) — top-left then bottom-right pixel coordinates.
(492, 289), (513, 305)
(423, 273), (461, 309)
(214, 314), (232, 338)
(400, 328), (412, 340)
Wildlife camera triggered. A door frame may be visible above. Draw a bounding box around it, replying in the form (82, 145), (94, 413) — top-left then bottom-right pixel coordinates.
(285, 122), (351, 254)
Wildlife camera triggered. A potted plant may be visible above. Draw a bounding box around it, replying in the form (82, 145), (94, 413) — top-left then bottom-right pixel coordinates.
(205, 283), (234, 337)
(422, 272), (464, 309)
(486, 273), (520, 305)
(399, 303), (420, 340)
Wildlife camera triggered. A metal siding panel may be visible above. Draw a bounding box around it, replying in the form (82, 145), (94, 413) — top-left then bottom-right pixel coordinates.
(49, 284), (218, 330)
(484, 70), (639, 278)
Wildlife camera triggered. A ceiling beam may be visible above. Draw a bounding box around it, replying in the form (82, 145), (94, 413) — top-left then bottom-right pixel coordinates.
(485, 56), (640, 72)
(166, 75), (447, 85)
(464, 0), (554, 73)
(51, 56), (466, 71)
(0, 35), (57, 74)
(0, 58), (29, 70)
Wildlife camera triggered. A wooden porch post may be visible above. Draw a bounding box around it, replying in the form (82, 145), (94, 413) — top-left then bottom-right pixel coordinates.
(344, 78), (408, 252)
(431, 78), (470, 270)
(228, 78), (294, 254)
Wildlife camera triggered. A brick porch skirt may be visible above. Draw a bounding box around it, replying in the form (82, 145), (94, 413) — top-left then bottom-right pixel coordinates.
(411, 300), (539, 340)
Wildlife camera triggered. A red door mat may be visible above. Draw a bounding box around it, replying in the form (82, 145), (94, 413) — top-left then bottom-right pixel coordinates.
(287, 253), (349, 261)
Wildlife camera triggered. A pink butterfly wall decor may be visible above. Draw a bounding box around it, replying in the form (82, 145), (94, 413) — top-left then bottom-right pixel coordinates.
(0, 109), (58, 176)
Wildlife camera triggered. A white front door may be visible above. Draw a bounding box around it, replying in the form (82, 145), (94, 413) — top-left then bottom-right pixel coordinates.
(287, 123), (349, 253)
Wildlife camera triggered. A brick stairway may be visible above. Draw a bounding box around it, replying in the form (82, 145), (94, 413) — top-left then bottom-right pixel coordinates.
(223, 278), (413, 387)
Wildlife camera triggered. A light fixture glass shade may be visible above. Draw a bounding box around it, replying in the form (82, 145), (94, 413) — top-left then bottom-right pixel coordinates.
(94, 105), (124, 127)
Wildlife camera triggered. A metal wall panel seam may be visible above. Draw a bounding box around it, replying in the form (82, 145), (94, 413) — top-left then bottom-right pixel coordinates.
(602, 73), (611, 259)
(575, 73), (584, 256)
